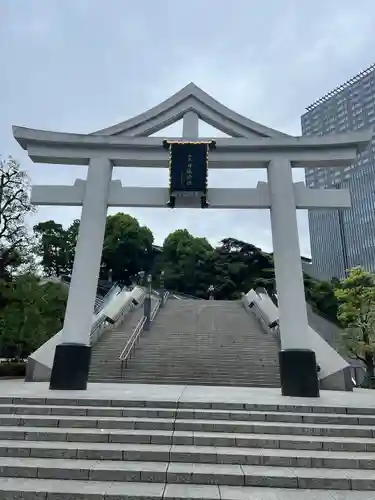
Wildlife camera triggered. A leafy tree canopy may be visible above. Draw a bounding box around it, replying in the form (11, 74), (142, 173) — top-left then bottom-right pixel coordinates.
(101, 213), (154, 284)
(334, 267), (375, 386)
(0, 157), (35, 280)
(0, 275), (67, 359)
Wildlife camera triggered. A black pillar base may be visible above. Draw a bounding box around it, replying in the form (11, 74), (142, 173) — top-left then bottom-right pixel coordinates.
(279, 349), (320, 398)
(49, 343), (91, 390)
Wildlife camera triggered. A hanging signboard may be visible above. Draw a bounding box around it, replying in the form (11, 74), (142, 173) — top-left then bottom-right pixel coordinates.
(162, 140), (216, 208)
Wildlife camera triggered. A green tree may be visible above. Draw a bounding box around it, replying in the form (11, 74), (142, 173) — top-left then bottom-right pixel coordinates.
(101, 213), (154, 284)
(65, 219), (80, 272)
(32, 213), (154, 283)
(215, 239), (274, 299)
(308, 279), (339, 322)
(0, 157), (35, 280)
(162, 229), (215, 297)
(253, 267), (277, 301)
(251, 256), (340, 319)
(334, 267), (375, 387)
(33, 219), (80, 277)
(33, 220), (69, 276)
(0, 275), (67, 359)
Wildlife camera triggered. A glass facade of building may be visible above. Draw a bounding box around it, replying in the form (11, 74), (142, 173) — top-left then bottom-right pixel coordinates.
(301, 64), (375, 280)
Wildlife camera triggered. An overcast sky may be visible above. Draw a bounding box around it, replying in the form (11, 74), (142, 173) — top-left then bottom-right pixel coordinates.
(1, 0), (375, 256)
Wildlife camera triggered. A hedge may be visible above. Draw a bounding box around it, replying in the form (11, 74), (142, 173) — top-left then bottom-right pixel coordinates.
(0, 361), (26, 378)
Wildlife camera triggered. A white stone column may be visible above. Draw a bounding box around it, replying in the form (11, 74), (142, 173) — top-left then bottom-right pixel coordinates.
(182, 111), (199, 138)
(62, 156), (113, 345)
(267, 158), (310, 351)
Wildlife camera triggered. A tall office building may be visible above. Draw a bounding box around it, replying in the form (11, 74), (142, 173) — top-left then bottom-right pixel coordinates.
(302, 63), (375, 280)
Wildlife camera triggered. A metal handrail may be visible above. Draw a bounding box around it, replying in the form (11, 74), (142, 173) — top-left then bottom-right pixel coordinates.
(119, 313), (148, 379)
(120, 316), (147, 363)
(150, 298), (161, 321)
(119, 291), (170, 377)
(119, 299), (160, 365)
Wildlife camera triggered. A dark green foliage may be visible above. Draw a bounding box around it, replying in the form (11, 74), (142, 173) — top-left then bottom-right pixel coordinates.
(334, 267), (375, 387)
(0, 276), (67, 360)
(101, 213), (154, 284)
(0, 360), (26, 378)
(33, 220), (72, 277)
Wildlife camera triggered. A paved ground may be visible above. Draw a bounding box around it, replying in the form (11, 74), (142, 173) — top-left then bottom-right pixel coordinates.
(1, 379), (374, 410)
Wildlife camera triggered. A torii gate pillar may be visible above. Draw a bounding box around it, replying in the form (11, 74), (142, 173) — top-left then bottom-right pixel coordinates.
(268, 158), (319, 397)
(49, 157), (112, 390)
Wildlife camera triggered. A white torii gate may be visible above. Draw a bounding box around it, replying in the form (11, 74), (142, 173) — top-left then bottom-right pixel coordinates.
(13, 83), (370, 396)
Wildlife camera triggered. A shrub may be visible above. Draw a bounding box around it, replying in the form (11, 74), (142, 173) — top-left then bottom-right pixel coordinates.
(0, 360), (26, 378)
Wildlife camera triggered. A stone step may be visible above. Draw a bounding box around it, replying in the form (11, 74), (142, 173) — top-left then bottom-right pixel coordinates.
(92, 373), (278, 383)
(131, 344), (275, 350)
(90, 375), (280, 380)
(0, 456), (374, 490)
(114, 367), (280, 372)
(101, 355), (279, 360)
(91, 364), (280, 369)
(118, 367), (279, 373)
(123, 352), (277, 356)
(89, 304), (149, 380)
(0, 477), (166, 500)
(84, 380), (283, 388)
(165, 462), (375, 490)
(118, 369), (279, 375)
(114, 375), (278, 381)
(0, 457), (168, 482)
(91, 299), (281, 386)
(3, 403), (374, 425)
(120, 361), (280, 367)
(0, 478), (364, 500)
(96, 378), (280, 384)
(0, 432), (374, 469)
(0, 427), (374, 453)
(131, 345), (279, 351)
(120, 361), (279, 366)
(119, 371), (278, 383)
(119, 367), (279, 373)
(2, 397), (375, 415)
(120, 355), (278, 361)
(1, 391), (375, 497)
(1, 413), (372, 438)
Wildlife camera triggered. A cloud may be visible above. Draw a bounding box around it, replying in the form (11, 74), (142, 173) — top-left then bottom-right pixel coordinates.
(1, 0), (375, 259)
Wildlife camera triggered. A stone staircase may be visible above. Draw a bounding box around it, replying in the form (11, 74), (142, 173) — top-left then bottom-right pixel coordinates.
(89, 301), (152, 381)
(0, 395), (375, 498)
(121, 299), (280, 387)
